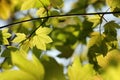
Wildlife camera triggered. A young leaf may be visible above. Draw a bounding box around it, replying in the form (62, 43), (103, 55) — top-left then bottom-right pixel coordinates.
(21, 0), (50, 10)
(106, 0), (120, 18)
(87, 15), (100, 28)
(97, 49), (120, 68)
(0, 49), (45, 80)
(102, 64), (120, 80)
(36, 27), (52, 35)
(68, 57), (96, 80)
(12, 33), (26, 43)
(50, 0), (63, 8)
(42, 57), (66, 80)
(1, 46), (18, 57)
(20, 39), (33, 52)
(87, 32), (104, 48)
(11, 52), (45, 80)
(0, 70), (36, 80)
(104, 21), (120, 29)
(106, 0), (120, 9)
(104, 21), (118, 40)
(0, 28), (11, 45)
(31, 27), (52, 50)
(0, 0), (11, 20)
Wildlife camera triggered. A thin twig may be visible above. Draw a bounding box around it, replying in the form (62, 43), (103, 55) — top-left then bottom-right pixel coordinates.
(28, 18), (48, 38)
(0, 11), (120, 29)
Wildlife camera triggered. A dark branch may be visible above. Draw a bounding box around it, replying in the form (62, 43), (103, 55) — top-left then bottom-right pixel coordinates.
(0, 11), (120, 29)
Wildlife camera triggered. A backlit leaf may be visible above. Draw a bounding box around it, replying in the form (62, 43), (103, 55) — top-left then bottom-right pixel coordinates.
(102, 64), (120, 80)
(20, 39), (33, 52)
(50, 0), (63, 8)
(21, 0), (50, 10)
(1, 46), (18, 57)
(0, 49), (45, 80)
(106, 0), (120, 9)
(0, 28), (11, 45)
(106, 0), (120, 18)
(87, 32), (104, 48)
(0, 70), (36, 80)
(31, 27), (53, 50)
(42, 57), (66, 80)
(12, 33), (26, 43)
(11, 52), (44, 80)
(87, 15), (101, 28)
(36, 27), (52, 35)
(0, 0), (11, 20)
(68, 57), (96, 80)
(97, 49), (120, 68)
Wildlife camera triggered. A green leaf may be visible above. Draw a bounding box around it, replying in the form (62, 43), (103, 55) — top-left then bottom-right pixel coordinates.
(0, 70), (36, 80)
(31, 27), (52, 50)
(87, 32), (104, 48)
(42, 57), (66, 80)
(104, 21), (118, 41)
(102, 64), (120, 80)
(106, 0), (120, 9)
(0, 28), (11, 45)
(21, 0), (50, 10)
(68, 57), (96, 80)
(87, 15), (101, 28)
(20, 39), (32, 52)
(104, 21), (120, 29)
(0, 0), (11, 20)
(0, 50), (45, 80)
(12, 33), (26, 43)
(97, 49), (120, 68)
(106, 0), (120, 18)
(1, 46), (18, 57)
(32, 35), (52, 50)
(0, 58), (12, 70)
(50, 0), (63, 8)
(11, 52), (44, 80)
(36, 27), (52, 35)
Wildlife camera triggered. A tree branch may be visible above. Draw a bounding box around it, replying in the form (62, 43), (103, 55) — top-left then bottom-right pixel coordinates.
(0, 11), (120, 29)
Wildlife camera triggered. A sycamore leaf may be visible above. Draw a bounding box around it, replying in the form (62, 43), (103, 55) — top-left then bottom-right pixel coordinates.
(11, 52), (44, 80)
(0, 70), (36, 80)
(42, 57), (66, 80)
(36, 27), (52, 35)
(0, 0), (17, 20)
(104, 21), (118, 38)
(97, 49), (120, 68)
(105, 21), (120, 29)
(50, 0), (63, 8)
(0, 28), (11, 45)
(0, 50), (45, 80)
(21, 0), (50, 10)
(0, 58), (12, 70)
(87, 15), (101, 28)
(20, 39), (33, 52)
(102, 64), (120, 80)
(68, 57), (96, 80)
(1, 46), (18, 57)
(106, 0), (120, 9)
(0, 0), (11, 20)
(36, 7), (46, 17)
(12, 33), (26, 43)
(87, 32), (104, 48)
(31, 27), (52, 50)
(106, 0), (120, 18)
